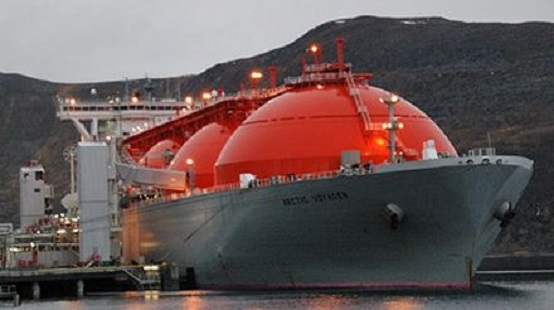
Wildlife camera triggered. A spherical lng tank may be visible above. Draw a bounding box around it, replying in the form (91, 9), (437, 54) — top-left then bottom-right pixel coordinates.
(215, 84), (457, 185)
(139, 139), (181, 169)
(169, 123), (233, 189)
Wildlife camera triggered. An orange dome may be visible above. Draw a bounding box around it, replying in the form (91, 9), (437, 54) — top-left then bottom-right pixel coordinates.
(140, 139), (180, 169)
(169, 123), (233, 189)
(215, 84), (457, 185)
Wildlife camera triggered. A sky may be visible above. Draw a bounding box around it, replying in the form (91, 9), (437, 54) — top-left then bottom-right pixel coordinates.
(1, 0), (552, 83)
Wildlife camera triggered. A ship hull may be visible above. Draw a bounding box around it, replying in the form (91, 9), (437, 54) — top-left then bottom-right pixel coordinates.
(122, 155), (532, 290)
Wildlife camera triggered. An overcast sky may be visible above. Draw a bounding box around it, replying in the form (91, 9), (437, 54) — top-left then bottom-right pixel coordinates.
(1, 0), (552, 83)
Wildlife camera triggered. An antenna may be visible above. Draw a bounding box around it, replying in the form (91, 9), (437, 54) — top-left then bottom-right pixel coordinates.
(144, 74), (153, 101)
(269, 66), (277, 89)
(336, 38), (345, 72)
(487, 132), (492, 149)
(176, 77), (182, 101)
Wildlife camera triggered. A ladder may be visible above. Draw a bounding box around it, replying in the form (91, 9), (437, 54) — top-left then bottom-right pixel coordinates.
(345, 72), (372, 132)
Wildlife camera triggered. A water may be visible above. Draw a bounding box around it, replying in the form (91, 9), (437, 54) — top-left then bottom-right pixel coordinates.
(16, 281), (554, 309)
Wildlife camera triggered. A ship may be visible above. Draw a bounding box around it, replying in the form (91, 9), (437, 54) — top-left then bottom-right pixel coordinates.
(61, 39), (533, 290)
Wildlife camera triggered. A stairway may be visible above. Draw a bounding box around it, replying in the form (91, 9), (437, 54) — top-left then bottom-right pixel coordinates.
(345, 72), (372, 132)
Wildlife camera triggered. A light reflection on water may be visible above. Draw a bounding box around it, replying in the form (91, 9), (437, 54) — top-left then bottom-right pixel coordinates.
(16, 281), (551, 310)
(381, 296), (422, 310)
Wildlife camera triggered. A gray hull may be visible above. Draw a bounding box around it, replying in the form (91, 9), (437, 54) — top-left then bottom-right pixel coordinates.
(123, 155), (533, 290)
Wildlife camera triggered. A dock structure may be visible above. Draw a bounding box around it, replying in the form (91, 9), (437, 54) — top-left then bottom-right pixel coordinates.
(476, 254), (554, 281)
(53, 86), (288, 271)
(56, 98), (185, 141)
(0, 264), (178, 301)
(0, 285), (20, 306)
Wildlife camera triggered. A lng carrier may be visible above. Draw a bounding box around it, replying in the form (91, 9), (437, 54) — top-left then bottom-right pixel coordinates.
(52, 39), (532, 290)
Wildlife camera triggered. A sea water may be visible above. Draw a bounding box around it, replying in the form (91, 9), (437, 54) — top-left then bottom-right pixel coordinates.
(16, 281), (554, 309)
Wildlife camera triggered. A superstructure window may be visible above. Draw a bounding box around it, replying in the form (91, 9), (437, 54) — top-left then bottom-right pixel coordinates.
(35, 171), (44, 181)
(34, 188), (40, 193)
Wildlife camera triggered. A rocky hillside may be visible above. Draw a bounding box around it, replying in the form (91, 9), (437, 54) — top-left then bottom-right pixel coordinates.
(1, 16), (552, 253)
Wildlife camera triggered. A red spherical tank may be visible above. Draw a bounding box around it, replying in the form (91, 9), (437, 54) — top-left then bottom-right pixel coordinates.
(140, 139), (181, 169)
(169, 123), (233, 189)
(215, 84), (457, 185)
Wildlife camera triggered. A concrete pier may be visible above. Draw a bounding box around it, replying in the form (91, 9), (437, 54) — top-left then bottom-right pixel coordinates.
(0, 266), (162, 300)
(160, 264), (180, 291)
(77, 280), (84, 298)
(32, 282), (40, 300)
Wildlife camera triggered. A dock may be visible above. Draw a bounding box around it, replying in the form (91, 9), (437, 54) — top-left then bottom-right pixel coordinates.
(0, 264), (180, 301)
(1, 255), (554, 301)
(0, 285), (20, 307)
(476, 254), (554, 281)
(476, 269), (554, 281)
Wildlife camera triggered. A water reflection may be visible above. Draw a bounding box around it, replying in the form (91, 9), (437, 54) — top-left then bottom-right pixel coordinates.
(144, 290), (159, 301)
(182, 295), (204, 310)
(19, 281), (553, 310)
(305, 293), (356, 309)
(382, 296), (422, 310)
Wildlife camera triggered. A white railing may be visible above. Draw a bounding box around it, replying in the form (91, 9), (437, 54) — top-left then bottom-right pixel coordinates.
(139, 166), (377, 206)
(58, 87), (288, 115)
(58, 101), (184, 113)
(468, 148), (496, 156)
(284, 72), (346, 85)
(305, 63), (352, 73)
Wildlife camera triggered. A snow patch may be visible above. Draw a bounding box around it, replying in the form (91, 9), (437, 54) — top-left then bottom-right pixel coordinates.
(400, 20), (427, 25)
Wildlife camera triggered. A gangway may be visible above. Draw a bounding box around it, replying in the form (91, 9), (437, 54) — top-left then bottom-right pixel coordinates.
(116, 163), (187, 191)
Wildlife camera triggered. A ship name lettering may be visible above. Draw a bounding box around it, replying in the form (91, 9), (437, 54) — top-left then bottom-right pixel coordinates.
(283, 192), (349, 206)
(282, 196), (310, 206)
(312, 192), (349, 203)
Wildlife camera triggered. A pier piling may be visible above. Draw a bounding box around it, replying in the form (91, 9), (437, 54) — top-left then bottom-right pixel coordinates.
(77, 280), (84, 298)
(32, 282), (40, 300)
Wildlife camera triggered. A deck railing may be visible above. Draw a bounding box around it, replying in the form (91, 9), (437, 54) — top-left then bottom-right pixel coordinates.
(57, 86), (288, 114)
(140, 166), (375, 206)
(468, 148), (496, 156)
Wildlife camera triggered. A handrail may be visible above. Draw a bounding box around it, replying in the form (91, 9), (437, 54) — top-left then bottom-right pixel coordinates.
(345, 71), (372, 131)
(468, 148), (496, 156)
(140, 167), (375, 206)
(57, 86), (288, 114)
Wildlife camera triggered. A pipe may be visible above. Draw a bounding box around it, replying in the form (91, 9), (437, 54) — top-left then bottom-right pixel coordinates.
(336, 38), (345, 71)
